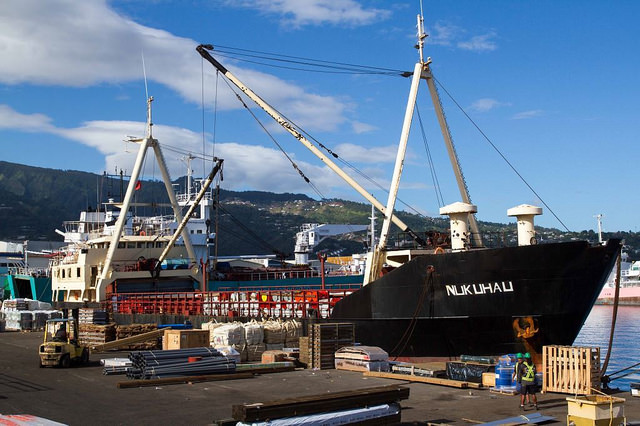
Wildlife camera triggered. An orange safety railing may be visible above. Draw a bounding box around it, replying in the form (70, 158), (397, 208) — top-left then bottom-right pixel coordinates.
(104, 289), (353, 319)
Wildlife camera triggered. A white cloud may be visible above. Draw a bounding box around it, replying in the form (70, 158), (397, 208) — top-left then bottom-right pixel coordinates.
(426, 22), (498, 52)
(512, 110), (544, 120)
(351, 120), (377, 134)
(469, 98), (509, 113)
(225, 0), (391, 28)
(332, 143), (398, 164)
(457, 32), (497, 52)
(427, 22), (462, 47)
(0, 105), (55, 131)
(0, 104), (362, 196)
(0, 0), (349, 133)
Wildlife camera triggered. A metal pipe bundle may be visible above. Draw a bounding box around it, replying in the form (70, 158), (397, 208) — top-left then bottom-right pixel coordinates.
(126, 347), (236, 380)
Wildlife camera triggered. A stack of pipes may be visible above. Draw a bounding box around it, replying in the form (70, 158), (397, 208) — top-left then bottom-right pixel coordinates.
(126, 347), (236, 379)
(101, 358), (132, 375)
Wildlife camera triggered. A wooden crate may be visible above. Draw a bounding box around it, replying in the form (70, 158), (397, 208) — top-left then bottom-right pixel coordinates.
(542, 345), (600, 395)
(163, 329), (210, 350)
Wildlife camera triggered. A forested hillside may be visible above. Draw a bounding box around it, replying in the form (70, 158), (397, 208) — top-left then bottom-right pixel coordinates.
(0, 161), (638, 259)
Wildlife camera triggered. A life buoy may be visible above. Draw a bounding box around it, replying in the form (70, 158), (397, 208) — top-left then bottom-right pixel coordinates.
(140, 230), (146, 236)
(434, 247), (445, 254)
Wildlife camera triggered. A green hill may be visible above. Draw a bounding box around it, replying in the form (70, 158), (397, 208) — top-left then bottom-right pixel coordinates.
(0, 161), (638, 259)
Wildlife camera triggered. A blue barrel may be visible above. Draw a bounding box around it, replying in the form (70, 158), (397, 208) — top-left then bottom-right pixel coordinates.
(495, 364), (515, 388)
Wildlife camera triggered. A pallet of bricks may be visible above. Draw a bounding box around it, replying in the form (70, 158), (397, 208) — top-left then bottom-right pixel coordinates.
(300, 323), (355, 370)
(542, 345), (600, 395)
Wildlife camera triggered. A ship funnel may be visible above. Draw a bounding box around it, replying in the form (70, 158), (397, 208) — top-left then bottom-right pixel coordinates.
(439, 202), (477, 251)
(507, 204), (542, 246)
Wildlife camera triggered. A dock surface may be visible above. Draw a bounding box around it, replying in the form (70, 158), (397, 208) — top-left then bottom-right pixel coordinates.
(1, 332), (638, 425)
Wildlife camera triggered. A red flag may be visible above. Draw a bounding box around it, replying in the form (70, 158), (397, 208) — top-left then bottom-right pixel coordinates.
(135, 180), (142, 191)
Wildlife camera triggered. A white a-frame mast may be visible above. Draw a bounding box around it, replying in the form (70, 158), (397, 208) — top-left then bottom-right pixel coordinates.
(97, 97), (198, 300)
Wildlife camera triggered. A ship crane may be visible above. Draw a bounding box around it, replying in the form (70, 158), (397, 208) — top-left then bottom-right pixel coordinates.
(294, 223), (368, 265)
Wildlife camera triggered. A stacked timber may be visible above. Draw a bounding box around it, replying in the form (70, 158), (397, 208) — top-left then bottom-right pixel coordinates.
(79, 308), (109, 325)
(299, 336), (310, 367)
(115, 324), (160, 350)
(308, 323), (355, 370)
(78, 323), (116, 347)
(231, 385), (408, 425)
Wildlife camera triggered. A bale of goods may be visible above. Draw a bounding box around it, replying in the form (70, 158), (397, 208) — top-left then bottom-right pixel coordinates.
(201, 320), (225, 344)
(244, 320), (264, 345)
(263, 320), (285, 344)
(212, 322), (245, 347)
(246, 343), (267, 362)
(283, 319), (302, 348)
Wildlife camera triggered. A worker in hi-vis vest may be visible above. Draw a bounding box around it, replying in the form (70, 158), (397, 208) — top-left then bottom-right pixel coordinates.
(518, 352), (538, 410)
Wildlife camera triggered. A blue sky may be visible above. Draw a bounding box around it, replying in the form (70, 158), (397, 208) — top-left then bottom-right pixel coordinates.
(0, 1), (638, 233)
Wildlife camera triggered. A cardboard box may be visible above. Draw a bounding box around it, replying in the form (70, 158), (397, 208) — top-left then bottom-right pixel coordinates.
(163, 329), (209, 350)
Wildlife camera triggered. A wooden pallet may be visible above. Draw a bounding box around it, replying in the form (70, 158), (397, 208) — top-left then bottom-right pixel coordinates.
(542, 345), (600, 395)
(489, 387), (519, 396)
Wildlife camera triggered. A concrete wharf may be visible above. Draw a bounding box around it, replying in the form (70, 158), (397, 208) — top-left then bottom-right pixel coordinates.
(1, 332), (639, 425)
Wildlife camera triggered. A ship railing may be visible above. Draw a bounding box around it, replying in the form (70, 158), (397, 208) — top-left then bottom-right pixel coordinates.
(103, 289), (353, 318)
(7, 266), (50, 278)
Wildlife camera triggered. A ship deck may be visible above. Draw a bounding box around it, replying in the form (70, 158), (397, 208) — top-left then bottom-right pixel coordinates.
(1, 331), (639, 425)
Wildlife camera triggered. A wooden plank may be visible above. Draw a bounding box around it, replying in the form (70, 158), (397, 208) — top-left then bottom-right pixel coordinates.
(232, 385), (409, 422)
(117, 372), (253, 389)
(363, 371), (480, 388)
(92, 328), (167, 352)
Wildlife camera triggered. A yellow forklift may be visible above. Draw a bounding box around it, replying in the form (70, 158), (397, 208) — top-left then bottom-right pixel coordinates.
(39, 311), (90, 368)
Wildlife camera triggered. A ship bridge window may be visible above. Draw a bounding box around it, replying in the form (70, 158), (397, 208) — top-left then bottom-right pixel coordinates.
(118, 242), (125, 249)
(61, 269), (65, 279)
(76, 267), (81, 278)
(155, 242), (163, 248)
(146, 242), (154, 248)
(190, 230), (194, 234)
(127, 242), (135, 249)
(137, 242), (144, 249)
(197, 230), (202, 234)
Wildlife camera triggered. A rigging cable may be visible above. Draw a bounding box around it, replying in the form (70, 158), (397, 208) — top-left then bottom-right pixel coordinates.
(432, 75), (570, 232)
(212, 45), (406, 76)
(217, 75), (327, 200)
(216, 203), (287, 255)
(416, 104), (445, 208)
(389, 265), (435, 358)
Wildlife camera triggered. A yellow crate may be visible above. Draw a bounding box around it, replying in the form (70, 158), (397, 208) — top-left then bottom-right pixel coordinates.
(543, 345), (600, 395)
(566, 395), (625, 420)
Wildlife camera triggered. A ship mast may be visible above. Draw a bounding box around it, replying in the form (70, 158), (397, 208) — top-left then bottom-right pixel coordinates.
(97, 97), (199, 301)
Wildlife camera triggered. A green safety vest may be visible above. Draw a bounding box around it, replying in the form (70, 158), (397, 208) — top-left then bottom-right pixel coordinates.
(522, 362), (535, 382)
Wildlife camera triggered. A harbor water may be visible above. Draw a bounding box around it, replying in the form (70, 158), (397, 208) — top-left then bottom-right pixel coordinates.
(574, 304), (640, 391)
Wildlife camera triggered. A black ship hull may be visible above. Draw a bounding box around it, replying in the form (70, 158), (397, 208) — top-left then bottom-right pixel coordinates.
(330, 239), (621, 357)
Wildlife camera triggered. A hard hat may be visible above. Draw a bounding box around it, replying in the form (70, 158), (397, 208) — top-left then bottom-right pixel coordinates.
(516, 352), (523, 359)
(524, 352), (531, 358)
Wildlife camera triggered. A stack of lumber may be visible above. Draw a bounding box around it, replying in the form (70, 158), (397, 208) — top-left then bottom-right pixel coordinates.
(115, 324), (160, 350)
(231, 385), (408, 425)
(307, 322), (355, 370)
(79, 308), (109, 325)
(78, 323), (116, 347)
